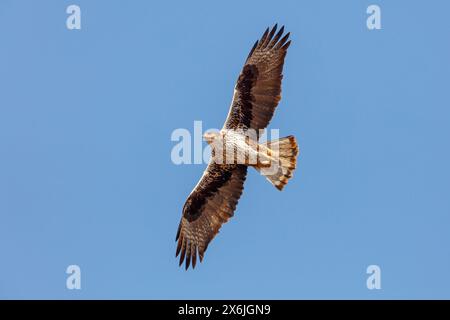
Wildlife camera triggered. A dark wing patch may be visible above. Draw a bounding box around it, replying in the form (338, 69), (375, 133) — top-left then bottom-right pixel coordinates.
(224, 24), (291, 130)
(176, 163), (247, 269)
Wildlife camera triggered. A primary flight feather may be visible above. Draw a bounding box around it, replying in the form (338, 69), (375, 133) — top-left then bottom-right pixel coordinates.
(176, 25), (298, 269)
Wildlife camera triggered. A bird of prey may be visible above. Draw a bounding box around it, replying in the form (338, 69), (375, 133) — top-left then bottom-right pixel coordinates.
(176, 25), (299, 269)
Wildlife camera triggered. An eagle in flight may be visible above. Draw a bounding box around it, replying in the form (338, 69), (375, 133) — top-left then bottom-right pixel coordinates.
(176, 25), (299, 269)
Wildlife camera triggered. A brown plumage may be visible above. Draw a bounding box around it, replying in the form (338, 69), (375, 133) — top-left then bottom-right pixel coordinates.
(176, 25), (296, 269)
(176, 164), (247, 269)
(224, 24), (291, 130)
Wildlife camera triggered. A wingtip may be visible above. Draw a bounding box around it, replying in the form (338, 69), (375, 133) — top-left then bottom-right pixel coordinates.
(260, 27), (270, 43)
(282, 40), (292, 50)
(274, 31), (291, 50)
(272, 23), (278, 32)
(179, 247), (186, 266)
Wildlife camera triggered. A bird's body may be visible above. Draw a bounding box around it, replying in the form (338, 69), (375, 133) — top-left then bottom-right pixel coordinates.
(205, 129), (269, 166)
(176, 25), (299, 269)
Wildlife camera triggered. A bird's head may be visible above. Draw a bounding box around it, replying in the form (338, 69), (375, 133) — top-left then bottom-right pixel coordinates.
(203, 131), (220, 145)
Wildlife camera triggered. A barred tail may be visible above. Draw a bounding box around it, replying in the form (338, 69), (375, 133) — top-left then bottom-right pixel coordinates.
(256, 135), (299, 191)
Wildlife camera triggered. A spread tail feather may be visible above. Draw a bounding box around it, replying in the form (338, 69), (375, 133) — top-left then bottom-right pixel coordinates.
(255, 135), (299, 190)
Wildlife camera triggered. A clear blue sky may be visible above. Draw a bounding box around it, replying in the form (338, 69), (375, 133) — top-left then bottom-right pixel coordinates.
(1, 0), (450, 299)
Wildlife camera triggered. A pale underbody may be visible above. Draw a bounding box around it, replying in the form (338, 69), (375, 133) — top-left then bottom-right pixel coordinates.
(205, 129), (278, 171)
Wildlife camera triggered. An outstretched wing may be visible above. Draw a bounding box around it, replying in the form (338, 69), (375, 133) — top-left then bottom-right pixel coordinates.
(224, 24), (291, 130)
(176, 163), (247, 269)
